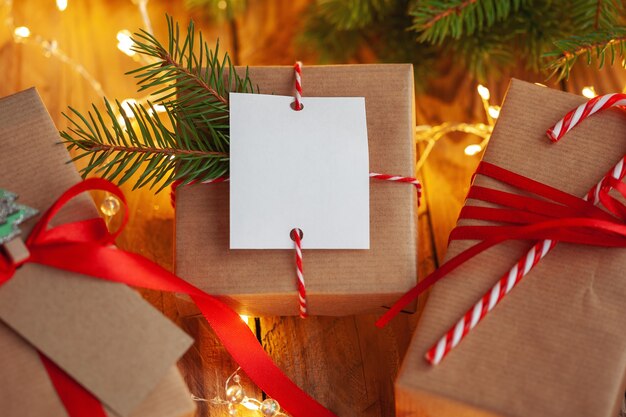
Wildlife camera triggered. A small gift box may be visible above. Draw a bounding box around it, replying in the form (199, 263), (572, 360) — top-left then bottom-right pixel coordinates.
(395, 79), (626, 417)
(175, 64), (419, 316)
(0, 88), (196, 417)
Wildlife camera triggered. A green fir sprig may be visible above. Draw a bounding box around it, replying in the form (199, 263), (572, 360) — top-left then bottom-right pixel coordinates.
(61, 15), (254, 191)
(410, 0), (526, 45)
(545, 29), (626, 80)
(300, 0), (626, 85)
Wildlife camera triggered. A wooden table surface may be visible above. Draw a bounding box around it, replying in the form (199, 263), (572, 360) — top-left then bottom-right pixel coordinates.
(1, 1), (625, 416)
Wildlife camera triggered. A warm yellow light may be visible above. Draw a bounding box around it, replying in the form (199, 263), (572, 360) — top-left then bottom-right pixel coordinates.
(148, 103), (167, 115)
(239, 314), (249, 324)
(217, 0), (227, 9)
(120, 99), (137, 118)
(241, 399), (260, 410)
(56, 0), (68, 11)
(117, 30), (135, 57)
(534, 82), (547, 87)
(14, 26), (31, 39)
(477, 84), (490, 101)
(581, 86), (597, 99)
(487, 105), (500, 119)
(464, 144), (482, 156)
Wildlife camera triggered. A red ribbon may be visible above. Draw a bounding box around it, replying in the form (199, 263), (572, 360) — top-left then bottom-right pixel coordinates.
(376, 160), (626, 327)
(0, 178), (337, 417)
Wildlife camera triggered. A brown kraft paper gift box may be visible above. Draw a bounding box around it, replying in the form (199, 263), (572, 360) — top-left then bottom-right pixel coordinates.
(0, 88), (196, 417)
(396, 79), (626, 417)
(175, 64), (418, 317)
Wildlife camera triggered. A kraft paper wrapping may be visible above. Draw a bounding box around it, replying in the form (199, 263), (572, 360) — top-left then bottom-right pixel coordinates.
(175, 64), (418, 316)
(0, 88), (195, 417)
(397, 79), (626, 417)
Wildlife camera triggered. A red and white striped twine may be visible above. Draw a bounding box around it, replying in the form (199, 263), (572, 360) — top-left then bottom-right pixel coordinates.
(291, 228), (307, 318)
(426, 93), (626, 365)
(293, 61), (303, 111)
(370, 173), (422, 206)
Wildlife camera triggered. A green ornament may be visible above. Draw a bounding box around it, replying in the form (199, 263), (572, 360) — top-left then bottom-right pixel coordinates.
(0, 190), (37, 244)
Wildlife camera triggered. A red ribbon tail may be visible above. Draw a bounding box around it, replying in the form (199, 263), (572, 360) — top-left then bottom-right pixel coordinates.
(40, 353), (107, 417)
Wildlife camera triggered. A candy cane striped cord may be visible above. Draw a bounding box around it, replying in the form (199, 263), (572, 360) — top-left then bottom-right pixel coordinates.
(426, 239), (557, 365)
(426, 93), (626, 365)
(547, 93), (626, 142)
(291, 228), (307, 318)
(370, 173), (422, 206)
(293, 61), (303, 111)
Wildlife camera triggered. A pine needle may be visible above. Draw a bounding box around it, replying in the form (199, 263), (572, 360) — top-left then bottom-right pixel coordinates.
(544, 28), (626, 80)
(61, 15), (254, 191)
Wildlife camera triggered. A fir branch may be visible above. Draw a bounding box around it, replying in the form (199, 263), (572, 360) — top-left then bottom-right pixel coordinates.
(569, 0), (624, 31)
(312, 0), (397, 30)
(411, 0), (526, 44)
(545, 28), (626, 80)
(595, 0), (603, 29)
(75, 143), (227, 158)
(420, 0), (477, 30)
(60, 15), (253, 191)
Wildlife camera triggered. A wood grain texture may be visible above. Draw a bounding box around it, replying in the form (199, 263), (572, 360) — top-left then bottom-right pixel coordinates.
(2, 0), (625, 416)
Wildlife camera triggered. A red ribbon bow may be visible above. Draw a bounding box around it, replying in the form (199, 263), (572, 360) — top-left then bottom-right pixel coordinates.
(376, 159), (626, 327)
(0, 178), (337, 417)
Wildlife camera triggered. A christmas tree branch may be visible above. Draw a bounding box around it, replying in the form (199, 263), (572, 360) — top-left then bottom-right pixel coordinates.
(411, 0), (525, 44)
(595, 0), (604, 29)
(75, 143), (228, 158)
(419, 0), (477, 30)
(60, 15), (253, 191)
(159, 53), (229, 105)
(545, 29), (626, 80)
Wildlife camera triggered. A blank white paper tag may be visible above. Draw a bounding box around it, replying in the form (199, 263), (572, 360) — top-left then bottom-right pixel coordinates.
(230, 93), (370, 249)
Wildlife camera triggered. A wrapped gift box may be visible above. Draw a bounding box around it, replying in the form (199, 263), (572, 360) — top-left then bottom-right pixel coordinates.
(175, 64), (418, 316)
(0, 323), (195, 417)
(396, 79), (626, 417)
(0, 88), (196, 417)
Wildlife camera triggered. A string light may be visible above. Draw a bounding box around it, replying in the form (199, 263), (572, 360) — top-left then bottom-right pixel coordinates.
(4, 0), (156, 100)
(117, 30), (136, 57)
(487, 105), (500, 119)
(416, 83), (503, 168)
(131, 0), (153, 35)
(192, 368), (288, 416)
(581, 86), (597, 98)
(147, 103), (166, 115)
(477, 84), (490, 100)
(4, 1), (105, 97)
(56, 0), (68, 12)
(464, 144), (482, 156)
(120, 98), (138, 117)
(13, 25), (30, 39)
